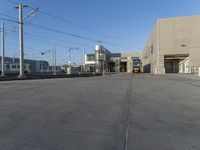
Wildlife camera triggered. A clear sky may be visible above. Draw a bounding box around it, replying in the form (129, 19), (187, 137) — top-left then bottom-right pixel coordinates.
(0, 0), (200, 65)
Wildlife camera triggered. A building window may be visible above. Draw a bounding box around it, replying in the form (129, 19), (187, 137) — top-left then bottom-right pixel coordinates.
(87, 54), (95, 61)
(12, 65), (16, 69)
(110, 57), (120, 61)
(99, 53), (105, 60)
(6, 65), (10, 69)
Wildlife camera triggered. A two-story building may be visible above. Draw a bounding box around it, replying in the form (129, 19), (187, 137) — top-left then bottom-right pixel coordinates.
(143, 15), (200, 75)
(85, 45), (142, 73)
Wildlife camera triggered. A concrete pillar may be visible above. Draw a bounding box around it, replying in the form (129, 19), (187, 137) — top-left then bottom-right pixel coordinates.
(198, 67), (200, 76)
(127, 57), (133, 73)
(158, 55), (165, 74)
(189, 67), (192, 74)
(115, 59), (120, 73)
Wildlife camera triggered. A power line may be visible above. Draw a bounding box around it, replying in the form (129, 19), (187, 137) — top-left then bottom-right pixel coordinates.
(3, 0), (99, 42)
(5, 39), (43, 51)
(25, 23), (138, 49)
(1, 3), (100, 43)
(37, 9), (143, 43)
(23, 32), (94, 48)
(7, 27), (95, 49)
(23, 33), (94, 50)
(26, 4), (124, 41)
(0, 17), (18, 23)
(27, 6), (105, 36)
(7, 32), (91, 56)
(104, 35), (145, 43)
(0, 12), (140, 51)
(24, 32), (139, 49)
(26, 5), (143, 42)
(0, 16), (99, 45)
(24, 35), (67, 49)
(26, 25), (137, 50)
(4, 24), (95, 51)
(0, 12), (18, 20)
(36, 8), (145, 43)
(1, 16), (138, 51)
(0, 16), (139, 51)
(0, 16), (93, 48)
(4, 0), (145, 44)
(29, 23), (100, 42)
(3, 0), (18, 5)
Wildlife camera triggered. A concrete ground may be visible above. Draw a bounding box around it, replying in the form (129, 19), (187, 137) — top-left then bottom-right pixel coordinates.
(0, 74), (200, 150)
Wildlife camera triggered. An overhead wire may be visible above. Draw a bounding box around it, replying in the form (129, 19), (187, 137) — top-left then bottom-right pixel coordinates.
(23, 32), (94, 48)
(26, 5), (106, 36)
(0, 12), (18, 20)
(0, 17), (18, 23)
(35, 7), (144, 43)
(3, 0), (18, 5)
(0, 16), (139, 51)
(6, 27), (95, 49)
(2, 1), (143, 51)
(28, 23), (138, 49)
(28, 23), (100, 43)
(0, 16), (100, 43)
(35, 7), (147, 44)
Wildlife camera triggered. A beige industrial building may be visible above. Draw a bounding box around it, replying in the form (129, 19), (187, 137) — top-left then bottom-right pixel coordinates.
(143, 15), (200, 75)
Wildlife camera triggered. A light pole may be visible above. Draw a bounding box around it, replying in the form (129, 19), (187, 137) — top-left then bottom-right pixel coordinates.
(68, 47), (71, 74)
(53, 48), (56, 75)
(82, 46), (86, 73)
(13, 52), (19, 64)
(1, 22), (5, 77)
(41, 49), (56, 75)
(67, 47), (79, 75)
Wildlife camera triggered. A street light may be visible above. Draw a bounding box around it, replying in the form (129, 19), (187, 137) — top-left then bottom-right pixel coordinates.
(67, 47), (80, 75)
(41, 49), (56, 75)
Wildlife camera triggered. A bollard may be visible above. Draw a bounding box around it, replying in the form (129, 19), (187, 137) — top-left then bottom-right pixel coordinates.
(198, 67), (200, 76)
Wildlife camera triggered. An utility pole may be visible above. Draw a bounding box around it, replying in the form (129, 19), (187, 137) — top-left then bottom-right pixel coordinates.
(68, 48), (71, 74)
(15, 4), (38, 78)
(1, 22), (5, 77)
(17, 4), (25, 78)
(53, 46), (56, 75)
(82, 46), (86, 72)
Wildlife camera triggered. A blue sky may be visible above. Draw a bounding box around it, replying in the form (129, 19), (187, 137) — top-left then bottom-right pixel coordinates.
(0, 0), (200, 65)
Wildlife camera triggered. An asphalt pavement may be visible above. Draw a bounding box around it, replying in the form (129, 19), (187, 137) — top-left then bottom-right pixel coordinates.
(0, 74), (200, 150)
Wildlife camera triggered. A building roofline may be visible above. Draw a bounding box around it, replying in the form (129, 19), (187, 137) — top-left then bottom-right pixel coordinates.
(157, 14), (200, 21)
(0, 56), (46, 62)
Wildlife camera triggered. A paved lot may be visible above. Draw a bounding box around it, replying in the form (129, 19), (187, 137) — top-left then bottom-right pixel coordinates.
(0, 74), (200, 150)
